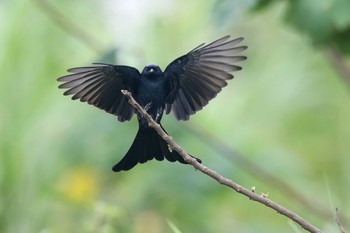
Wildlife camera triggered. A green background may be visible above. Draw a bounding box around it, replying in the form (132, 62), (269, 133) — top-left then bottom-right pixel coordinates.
(1, 0), (349, 232)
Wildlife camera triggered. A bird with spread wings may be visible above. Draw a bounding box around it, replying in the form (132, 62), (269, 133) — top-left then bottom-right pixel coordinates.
(58, 36), (247, 172)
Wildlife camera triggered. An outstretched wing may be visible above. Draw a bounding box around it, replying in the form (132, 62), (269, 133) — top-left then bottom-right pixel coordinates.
(57, 63), (140, 122)
(164, 36), (247, 120)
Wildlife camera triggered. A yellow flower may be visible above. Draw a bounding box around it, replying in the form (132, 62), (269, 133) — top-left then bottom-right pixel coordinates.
(57, 166), (98, 203)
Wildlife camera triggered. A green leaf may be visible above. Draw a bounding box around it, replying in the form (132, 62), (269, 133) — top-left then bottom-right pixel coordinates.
(329, 0), (350, 29)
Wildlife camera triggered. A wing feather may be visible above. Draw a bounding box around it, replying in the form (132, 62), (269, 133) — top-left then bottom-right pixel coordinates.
(164, 36), (247, 120)
(57, 63), (140, 122)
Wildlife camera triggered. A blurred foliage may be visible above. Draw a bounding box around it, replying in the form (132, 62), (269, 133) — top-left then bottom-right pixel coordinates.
(252, 0), (350, 53)
(0, 0), (350, 233)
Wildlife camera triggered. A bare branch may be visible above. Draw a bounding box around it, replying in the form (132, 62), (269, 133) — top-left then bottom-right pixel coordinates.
(121, 90), (322, 233)
(33, 0), (105, 54)
(336, 208), (346, 233)
(184, 124), (334, 222)
(326, 47), (350, 90)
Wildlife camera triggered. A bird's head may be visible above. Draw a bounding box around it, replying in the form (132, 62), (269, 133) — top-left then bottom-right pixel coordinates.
(141, 64), (162, 79)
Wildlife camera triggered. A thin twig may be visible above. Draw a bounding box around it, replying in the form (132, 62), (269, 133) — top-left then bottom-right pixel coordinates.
(184, 124), (334, 221)
(326, 46), (350, 90)
(336, 208), (346, 233)
(121, 90), (322, 233)
(33, 0), (105, 54)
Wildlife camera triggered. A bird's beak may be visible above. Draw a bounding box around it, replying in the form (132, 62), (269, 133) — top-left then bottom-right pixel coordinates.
(150, 68), (154, 73)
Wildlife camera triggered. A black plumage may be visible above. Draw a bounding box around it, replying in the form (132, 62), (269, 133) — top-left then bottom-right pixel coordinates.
(57, 36), (247, 172)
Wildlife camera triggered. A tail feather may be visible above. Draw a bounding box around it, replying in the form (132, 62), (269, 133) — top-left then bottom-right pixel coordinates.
(112, 125), (201, 172)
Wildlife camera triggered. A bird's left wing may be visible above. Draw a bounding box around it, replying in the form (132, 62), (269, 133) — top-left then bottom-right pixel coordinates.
(57, 63), (140, 122)
(164, 36), (247, 120)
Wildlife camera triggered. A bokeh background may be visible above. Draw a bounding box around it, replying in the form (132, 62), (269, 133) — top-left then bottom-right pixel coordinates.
(1, 0), (350, 232)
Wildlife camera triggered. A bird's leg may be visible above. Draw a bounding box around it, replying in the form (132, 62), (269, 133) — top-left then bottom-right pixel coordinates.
(144, 102), (152, 111)
(155, 107), (164, 122)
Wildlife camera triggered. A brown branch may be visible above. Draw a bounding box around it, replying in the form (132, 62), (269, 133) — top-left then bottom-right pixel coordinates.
(121, 90), (322, 233)
(336, 208), (346, 233)
(184, 124), (334, 222)
(326, 46), (350, 90)
(33, 0), (105, 54)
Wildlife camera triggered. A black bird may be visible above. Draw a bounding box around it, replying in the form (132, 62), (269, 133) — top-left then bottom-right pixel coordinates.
(57, 36), (247, 172)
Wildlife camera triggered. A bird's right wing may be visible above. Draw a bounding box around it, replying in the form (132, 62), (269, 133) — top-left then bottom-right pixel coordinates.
(57, 63), (141, 122)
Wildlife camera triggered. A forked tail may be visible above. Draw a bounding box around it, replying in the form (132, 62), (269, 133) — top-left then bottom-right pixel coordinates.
(112, 125), (201, 172)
